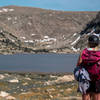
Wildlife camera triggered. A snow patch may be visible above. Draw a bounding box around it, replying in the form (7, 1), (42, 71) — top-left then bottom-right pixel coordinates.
(24, 40), (34, 43)
(11, 39), (15, 42)
(71, 47), (80, 52)
(35, 39), (40, 42)
(28, 40), (34, 43)
(7, 17), (12, 21)
(31, 34), (36, 36)
(93, 33), (100, 37)
(41, 38), (56, 42)
(52, 50), (57, 53)
(35, 37), (56, 43)
(0, 8), (14, 13)
(20, 37), (26, 39)
(46, 45), (51, 48)
(24, 40), (28, 43)
(50, 75), (57, 78)
(71, 36), (80, 45)
(73, 33), (77, 37)
(62, 35), (66, 39)
(44, 36), (49, 39)
(2, 8), (8, 12)
(8, 9), (14, 12)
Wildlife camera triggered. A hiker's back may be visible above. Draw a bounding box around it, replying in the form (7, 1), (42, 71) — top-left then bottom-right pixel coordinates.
(81, 48), (100, 81)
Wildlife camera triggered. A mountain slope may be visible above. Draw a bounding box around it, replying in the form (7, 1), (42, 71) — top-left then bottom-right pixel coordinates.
(74, 12), (100, 51)
(0, 6), (99, 54)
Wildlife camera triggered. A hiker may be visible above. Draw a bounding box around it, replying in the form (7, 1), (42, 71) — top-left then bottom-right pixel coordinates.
(76, 34), (100, 100)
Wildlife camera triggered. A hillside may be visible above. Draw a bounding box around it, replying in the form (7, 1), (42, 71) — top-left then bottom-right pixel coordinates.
(0, 6), (99, 54)
(74, 12), (100, 50)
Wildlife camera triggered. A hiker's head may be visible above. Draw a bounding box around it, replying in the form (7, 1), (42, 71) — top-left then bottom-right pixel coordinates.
(88, 35), (99, 48)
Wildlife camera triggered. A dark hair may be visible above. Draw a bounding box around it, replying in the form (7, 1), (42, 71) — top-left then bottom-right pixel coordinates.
(88, 35), (99, 48)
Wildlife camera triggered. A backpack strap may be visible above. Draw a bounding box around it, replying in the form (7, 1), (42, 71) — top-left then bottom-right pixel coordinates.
(77, 50), (83, 67)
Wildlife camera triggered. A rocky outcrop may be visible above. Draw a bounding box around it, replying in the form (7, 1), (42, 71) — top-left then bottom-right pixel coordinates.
(74, 12), (100, 50)
(80, 12), (100, 35)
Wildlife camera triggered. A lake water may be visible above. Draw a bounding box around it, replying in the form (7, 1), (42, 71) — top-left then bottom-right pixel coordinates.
(0, 54), (79, 73)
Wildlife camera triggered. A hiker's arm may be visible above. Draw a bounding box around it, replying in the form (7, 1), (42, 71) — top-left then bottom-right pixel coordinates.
(76, 52), (82, 67)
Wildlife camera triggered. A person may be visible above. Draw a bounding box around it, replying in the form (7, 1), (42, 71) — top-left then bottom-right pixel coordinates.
(76, 34), (100, 100)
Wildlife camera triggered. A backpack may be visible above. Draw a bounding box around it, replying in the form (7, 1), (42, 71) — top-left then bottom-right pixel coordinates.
(74, 66), (90, 82)
(74, 66), (91, 94)
(81, 48), (100, 81)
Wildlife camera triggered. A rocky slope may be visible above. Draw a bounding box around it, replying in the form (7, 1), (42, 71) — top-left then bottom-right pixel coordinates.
(74, 12), (100, 50)
(0, 6), (99, 54)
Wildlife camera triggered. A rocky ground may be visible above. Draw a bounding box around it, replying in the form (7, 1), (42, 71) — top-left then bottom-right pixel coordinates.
(0, 72), (81, 100)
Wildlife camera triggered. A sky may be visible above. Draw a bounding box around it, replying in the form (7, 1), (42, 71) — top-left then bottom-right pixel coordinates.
(0, 0), (100, 11)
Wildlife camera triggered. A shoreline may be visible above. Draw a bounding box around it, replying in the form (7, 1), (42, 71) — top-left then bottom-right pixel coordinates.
(0, 71), (79, 100)
(0, 51), (79, 55)
(0, 70), (73, 75)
